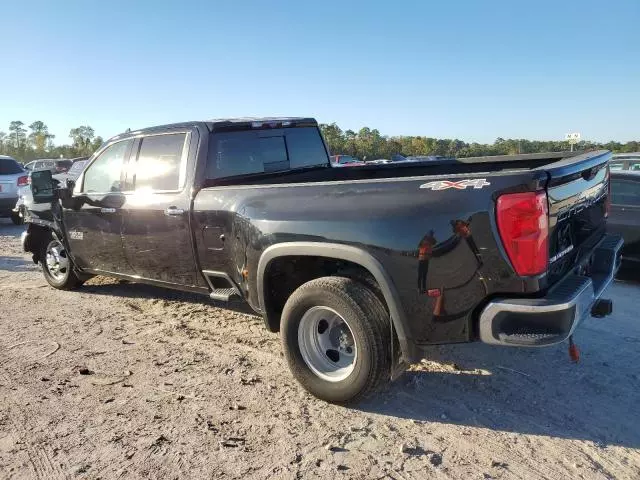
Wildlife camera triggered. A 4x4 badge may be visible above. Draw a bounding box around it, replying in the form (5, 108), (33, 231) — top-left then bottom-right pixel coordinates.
(420, 179), (490, 191)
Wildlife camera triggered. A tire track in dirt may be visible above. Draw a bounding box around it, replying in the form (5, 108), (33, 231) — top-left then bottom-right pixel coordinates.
(0, 368), (69, 480)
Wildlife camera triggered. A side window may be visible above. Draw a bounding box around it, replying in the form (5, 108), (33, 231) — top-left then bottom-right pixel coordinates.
(83, 140), (131, 193)
(133, 133), (187, 191)
(609, 163), (624, 171)
(286, 127), (328, 169)
(208, 131), (274, 178)
(611, 180), (640, 206)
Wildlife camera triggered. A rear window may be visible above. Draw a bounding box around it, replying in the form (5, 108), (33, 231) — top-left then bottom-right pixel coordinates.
(0, 158), (24, 175)
(206, 127), (327, 179)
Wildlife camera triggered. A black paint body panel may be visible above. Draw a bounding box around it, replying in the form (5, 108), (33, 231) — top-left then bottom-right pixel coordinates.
(21, 119), (613, 357)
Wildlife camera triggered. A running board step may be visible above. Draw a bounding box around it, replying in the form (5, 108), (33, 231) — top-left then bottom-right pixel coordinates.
(210, 288), (240, 302)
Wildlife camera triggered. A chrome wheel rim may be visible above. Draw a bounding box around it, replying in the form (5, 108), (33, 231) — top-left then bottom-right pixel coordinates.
(298, 306), (357, 382)
(45, 241), (69, 281)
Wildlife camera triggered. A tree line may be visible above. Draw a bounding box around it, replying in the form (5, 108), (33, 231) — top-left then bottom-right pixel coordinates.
(2, 119), (638, 164)
(0, 121), (103, 163)
(319, 123), (640, 160)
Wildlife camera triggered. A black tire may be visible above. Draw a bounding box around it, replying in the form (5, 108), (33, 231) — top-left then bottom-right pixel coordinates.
(10, 212), (23, 225)
(41, 239), (83, 290)
(280, 276), (391, 404)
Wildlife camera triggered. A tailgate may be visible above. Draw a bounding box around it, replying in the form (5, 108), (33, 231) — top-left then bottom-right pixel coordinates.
(544, 150), (611, 282)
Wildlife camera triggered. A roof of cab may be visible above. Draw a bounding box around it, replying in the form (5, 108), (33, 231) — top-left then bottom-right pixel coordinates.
(106, 117), (317, 144)
(207, 117), (316, 130)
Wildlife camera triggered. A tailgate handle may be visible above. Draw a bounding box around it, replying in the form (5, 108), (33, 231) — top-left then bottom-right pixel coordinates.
(164, 206), (185, 216)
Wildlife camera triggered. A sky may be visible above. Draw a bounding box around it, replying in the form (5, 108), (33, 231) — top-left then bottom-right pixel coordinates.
(1, 0), (639, 145)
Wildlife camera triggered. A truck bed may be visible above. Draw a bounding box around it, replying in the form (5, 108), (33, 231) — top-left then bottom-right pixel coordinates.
(194, 149), (611, 347)
(204, 151), (584, 188)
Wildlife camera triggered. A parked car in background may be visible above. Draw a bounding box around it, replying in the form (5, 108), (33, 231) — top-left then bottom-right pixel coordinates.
(0, 155), (28, 224)
(23, 158), (73, 174)
(330, 155), (365, 167)
(609, 153), (640, 172)
(367, 159), (392, 165)
(54, 157), (89, 183)
(608, 170), (640, 265)
(14, 157), (91, 222)
(405, 155), (452, 163)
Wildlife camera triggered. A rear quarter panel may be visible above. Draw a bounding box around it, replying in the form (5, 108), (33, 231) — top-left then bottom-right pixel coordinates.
(193, 171), (543, 344)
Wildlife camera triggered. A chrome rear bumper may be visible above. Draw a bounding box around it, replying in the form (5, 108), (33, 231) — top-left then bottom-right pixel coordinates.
(479, 234), (623, 346)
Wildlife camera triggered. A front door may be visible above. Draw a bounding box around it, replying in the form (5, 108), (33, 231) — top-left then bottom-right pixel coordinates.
(63, 139), (134, 273)
(121, 130), (200, 286)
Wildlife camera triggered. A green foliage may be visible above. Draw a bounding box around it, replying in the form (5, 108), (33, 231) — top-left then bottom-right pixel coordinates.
(0, 120), (104, 163)
(28, 121), (55, 152)
(319, 124), (639, 160)
(2, 119), (637, 164)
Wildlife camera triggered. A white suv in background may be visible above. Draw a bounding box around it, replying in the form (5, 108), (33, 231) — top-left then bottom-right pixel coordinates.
(0, 155), (28, 225)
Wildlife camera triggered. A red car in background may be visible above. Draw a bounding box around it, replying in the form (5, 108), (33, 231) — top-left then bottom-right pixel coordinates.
(330, 155), (365, 167)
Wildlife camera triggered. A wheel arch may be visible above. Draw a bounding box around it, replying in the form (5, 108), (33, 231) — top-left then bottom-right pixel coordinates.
(257, 242), (415, 362)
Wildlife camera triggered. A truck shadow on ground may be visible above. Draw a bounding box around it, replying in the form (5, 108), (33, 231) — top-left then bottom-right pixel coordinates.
(73, 271), (640, 450)
(358, 340), (640, 449)
(0, 256), (36, 272)
(81, 279), (258, 317)
(0, 219), (25, 234)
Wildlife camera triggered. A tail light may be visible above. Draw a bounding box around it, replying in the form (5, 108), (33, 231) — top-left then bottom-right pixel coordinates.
(17, 175), (29, 187)
(496, 191), (549, 276)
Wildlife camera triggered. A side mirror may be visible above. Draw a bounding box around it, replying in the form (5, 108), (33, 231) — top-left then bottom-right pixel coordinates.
(30, 170), (55, 204)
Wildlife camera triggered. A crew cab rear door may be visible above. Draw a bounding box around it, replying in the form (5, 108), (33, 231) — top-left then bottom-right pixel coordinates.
(120, 130), (201, 287)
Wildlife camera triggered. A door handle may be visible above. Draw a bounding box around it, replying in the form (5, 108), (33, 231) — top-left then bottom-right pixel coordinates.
(100, 208), (116, 213)
(164, 206), (185, 216)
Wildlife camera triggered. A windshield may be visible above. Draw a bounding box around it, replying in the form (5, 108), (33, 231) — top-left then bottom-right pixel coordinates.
(0, 158), (24, 175)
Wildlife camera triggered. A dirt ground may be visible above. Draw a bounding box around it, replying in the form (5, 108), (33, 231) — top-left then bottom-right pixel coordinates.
(1, 219), (639, 480)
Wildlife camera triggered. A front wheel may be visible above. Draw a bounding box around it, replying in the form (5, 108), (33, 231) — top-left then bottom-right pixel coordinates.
(41, 239), (83, 290)
(280, 276), (391, 404)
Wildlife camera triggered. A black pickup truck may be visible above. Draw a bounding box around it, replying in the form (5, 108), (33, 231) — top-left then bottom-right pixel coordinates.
(22, 118), (622, 403)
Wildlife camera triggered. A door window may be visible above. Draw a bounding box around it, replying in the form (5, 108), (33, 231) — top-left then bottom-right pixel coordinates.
(133, 133), (187, 191)
(82, 140), (132, 193)
(611, 179), (640, 206)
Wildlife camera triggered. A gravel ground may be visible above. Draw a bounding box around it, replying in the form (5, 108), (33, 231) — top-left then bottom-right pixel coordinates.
(1, 218), (639, 480)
